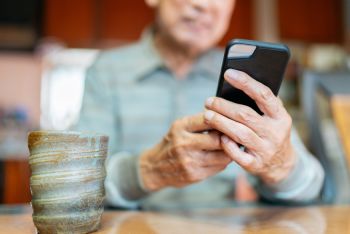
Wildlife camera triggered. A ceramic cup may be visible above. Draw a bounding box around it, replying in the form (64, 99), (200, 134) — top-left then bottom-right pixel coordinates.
(28, 131), (108, 234)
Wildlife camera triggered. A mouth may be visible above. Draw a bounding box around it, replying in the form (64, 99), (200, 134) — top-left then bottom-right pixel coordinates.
(181, 16), (211, 33)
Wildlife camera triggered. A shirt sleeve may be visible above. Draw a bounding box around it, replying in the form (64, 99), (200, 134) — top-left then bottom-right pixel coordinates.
(256, 128), (325, 202)
(74, 62), (149, 209)
(105, 151), (149, 209)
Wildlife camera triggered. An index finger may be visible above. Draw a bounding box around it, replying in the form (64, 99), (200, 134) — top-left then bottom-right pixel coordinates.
(224, 69), (284, 118)
(183, 113), (212, 132)
(189, 131), (222, 150)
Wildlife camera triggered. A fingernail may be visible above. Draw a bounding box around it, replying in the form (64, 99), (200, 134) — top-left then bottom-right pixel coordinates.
(205, 97), (214, 107)
(226, 69), (241, 80)
(204, 110), (215, 121)
(221, 135), (229, 144)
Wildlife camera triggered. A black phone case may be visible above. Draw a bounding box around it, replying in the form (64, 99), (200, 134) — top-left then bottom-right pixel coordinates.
(216, 39), (290, 115)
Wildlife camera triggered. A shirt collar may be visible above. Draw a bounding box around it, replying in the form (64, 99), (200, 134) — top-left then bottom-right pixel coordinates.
(132, 28), (165, 82)
(191, 49), (223, 80)
(134, 28), (223, 82)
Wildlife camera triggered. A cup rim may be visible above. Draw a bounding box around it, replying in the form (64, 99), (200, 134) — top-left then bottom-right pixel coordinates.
(28, 131), (108, 139)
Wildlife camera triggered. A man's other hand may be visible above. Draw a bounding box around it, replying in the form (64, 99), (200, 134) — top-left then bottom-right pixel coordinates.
(139, 113), (232, 191)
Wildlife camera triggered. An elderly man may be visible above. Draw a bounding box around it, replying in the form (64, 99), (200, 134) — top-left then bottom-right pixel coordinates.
(76, 0), (324, 208)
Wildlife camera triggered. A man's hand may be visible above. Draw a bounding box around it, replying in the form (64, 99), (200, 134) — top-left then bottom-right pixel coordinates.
(204, 69), (296, 185)
(139, 113), (232, 191)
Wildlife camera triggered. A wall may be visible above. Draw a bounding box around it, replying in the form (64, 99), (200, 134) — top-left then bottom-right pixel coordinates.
(345, 0), (350, 50)
(43, 0), (254, 48)
(0, 54), (41, 125)
(42, 0), (344, 48)
(278, 0), (344, 43)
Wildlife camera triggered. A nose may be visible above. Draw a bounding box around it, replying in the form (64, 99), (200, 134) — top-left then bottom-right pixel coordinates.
(190, 0), (211, 11)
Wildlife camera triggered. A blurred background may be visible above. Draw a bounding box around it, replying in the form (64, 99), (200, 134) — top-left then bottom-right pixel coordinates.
(0, 0), (349, 205)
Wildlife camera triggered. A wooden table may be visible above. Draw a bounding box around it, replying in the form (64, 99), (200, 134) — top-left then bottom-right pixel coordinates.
(1, 205), (350, 233)
(318, 75), (350, 162)
(331, 95), (350, 166)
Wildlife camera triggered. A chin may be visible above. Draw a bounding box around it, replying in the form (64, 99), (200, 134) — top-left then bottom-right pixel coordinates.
(175, 32), (215, 53)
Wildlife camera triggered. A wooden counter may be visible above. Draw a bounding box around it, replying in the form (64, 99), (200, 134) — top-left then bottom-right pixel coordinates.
(332, 95), (350, 166)
(1, 205), (350, 233)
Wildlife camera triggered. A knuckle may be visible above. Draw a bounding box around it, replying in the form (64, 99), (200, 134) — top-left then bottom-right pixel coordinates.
(210, 132), (221, 147)
(170, 141), (186, 156)
(187, 116), (196, 129)
(235, 129), (251, 145)
(239, 74), (249, 86)
(260, 87), (274, 101)
(238, 108), (256, 124)
(177, 156), (203, 182)
(168, 125), (190, 146)
(212, 97), (226, 111)
(207, 111), (219, 125)
(172, 119), (183, 130)
(211, 97), (221, 109)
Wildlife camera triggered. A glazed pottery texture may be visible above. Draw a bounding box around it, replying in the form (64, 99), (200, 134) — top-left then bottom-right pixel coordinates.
(28, 131), (108, 234)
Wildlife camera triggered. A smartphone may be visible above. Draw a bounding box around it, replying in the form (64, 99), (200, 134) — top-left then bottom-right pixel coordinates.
(216, 39), (290, 115)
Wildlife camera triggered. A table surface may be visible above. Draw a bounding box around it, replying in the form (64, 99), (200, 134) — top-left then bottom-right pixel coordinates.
(331, 95), (350, 166)
(1, 204), (350, 233)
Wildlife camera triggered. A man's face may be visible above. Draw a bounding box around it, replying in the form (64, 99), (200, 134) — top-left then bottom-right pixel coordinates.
(147, 0), (236, 53)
